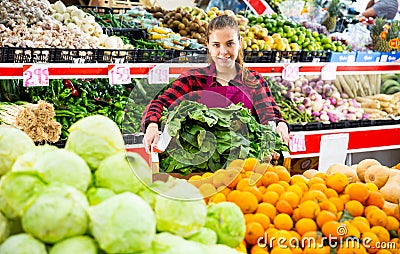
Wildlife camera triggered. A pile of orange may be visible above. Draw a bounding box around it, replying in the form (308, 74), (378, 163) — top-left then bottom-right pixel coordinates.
(188, 158), (400, 254)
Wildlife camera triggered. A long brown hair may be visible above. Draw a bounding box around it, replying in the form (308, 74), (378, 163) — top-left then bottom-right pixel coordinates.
(206, 15), (257, 88)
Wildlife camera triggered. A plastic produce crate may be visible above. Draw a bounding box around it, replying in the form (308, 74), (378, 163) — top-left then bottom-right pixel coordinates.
(77, 5), (114, 15)
(3, 47), (55, 63)
(172, 49), (208, 63)
(135, 49), (175, 63)
(54, 48), (98, 63)
(300, 50), (331, 62)
(103, 27), (148, 40)
(97, 48), (137, 63)
(274, 51), (301, 63)
(243, 50), (276, 63)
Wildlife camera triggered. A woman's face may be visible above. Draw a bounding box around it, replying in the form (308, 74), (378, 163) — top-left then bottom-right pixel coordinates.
(207, 27), (242, 70)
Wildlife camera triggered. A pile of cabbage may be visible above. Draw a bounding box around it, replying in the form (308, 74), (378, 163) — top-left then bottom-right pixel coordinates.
(0, 115), (246, 254)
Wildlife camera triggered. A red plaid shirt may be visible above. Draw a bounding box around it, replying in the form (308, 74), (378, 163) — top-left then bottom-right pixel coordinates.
(142, 64), (286, 129)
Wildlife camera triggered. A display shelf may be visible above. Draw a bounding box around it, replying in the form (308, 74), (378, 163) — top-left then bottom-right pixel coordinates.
(0, 62), (399, 79)
(289, 124), (400, 159)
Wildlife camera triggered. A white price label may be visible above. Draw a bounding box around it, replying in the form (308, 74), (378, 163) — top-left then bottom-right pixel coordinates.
(148, 65), (169, 84)
(23, 65), (49, 87)
(282, 64), (299, 81)
(321, 63), (337, 80)
(108, 64), (131, 85)
(289, 134), (306, 152)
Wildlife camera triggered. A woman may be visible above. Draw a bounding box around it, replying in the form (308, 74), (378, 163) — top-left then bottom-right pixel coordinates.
(362, 0), (399, 19)
(142, 15), (289, 154)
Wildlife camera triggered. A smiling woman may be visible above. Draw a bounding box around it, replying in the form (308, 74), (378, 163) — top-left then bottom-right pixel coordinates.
(141, 15), (290, 156)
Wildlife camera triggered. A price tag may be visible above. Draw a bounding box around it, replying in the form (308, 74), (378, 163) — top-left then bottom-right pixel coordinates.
(108, 64), (131, 85)
(148, 65), (169, 84)
(289, 134), (306, 152)
(321, 63), (337, 80)
(23, 65), (49, 87)
(282, 64), (299, 81)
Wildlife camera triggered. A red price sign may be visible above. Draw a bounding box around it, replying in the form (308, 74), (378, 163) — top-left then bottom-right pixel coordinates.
(108, 64), (131, 85)
(289, 134), (306, 152)
(282, 64), (299, 81)
(148, 65), (169, 84)
(321, 63), (337, 81)
(23, 65), (49, 87)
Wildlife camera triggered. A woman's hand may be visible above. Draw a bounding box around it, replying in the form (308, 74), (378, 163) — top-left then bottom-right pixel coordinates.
(276, 121), (290, 145)
(143, 123), (160, 154)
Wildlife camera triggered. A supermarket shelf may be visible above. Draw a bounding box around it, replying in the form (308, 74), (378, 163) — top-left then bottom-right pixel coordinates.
(289, 124), (400, 158)
(0, 62), (399, 79)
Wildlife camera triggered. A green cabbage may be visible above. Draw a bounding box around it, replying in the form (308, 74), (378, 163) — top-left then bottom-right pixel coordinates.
(94, 152), (150, 194)
(13, 149), (91, 192)
(0, 127), (35, 176)
(0, 233), (47, 254)
(12, 145), (58, 171)
(65, 115), (125, 169)
(89, 192), (156, 253)
(152, 232), (208, 254)
(86, 187), (115, 206)
(0, 212), (10, 245)
(187, 227), (217, 245)
(204, 202), (246, 248)
(0, 171), (47, 219)
(49, 236), (97, 254)
(155, 179), (206, 238)
(22, 185), (89, 243)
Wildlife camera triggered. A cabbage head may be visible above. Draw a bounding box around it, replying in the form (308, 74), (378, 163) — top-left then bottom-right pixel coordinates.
(89, 192), (156, 253)
(65, 115), (125, 169)
(12, 145), (57, 171)
(0, 233), (47, 254)
(204, 202), (246, 248)
(86, 187), (115, 206)
(0, 171), (47, 219)
(152, 232), (208, 254)
(13, 149), (91, 192)
(155, 179), (206, 238)
(49, 236), (97, 254)
(187, 227), (217, 245)
(0, 212), (10, 245)
(95, 152), (150, 194)
(22, 185), (89, 243)
(0, 127), (35, 176)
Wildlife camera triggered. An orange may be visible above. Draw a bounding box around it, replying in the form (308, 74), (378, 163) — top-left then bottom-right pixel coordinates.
(266, 183), (285, 196)
(295, 218), (317, 236)
(367, 208), (388, 227)
(370, 225), (390, 242)
(278, 180), (290, 190)
(364, 205), (380, 216)
(274, 166), (291, 182)
(376, 250), (392, 254)
(286, 185), (303, 198)
(365, 182), (379, 191)
(243, 186), (263, 203)
(208, 192), (226, 204)
(216, 185), (231, 197)
(227, 190), (241, 202)
(290, 246), (303, 254)
(188, 174), (203, 187)
(235, 191), (259, 214)
(293, 182), (309, 193)
(337, 240), (367, 254)
(303, 243), (330, 254)
(307, 176), (326, 187)
(340, 194), (350, 204)
(309, 182), (327, 192)
(350, 218), (370, 233)
(362, 231), (380, 253)
(299, 200), (320, 219)
(321, 220), (343, 239)
(348, 182), (370, 203)
(324, 187), (339, 198)
(301, 230), (324, 248)
(316, 210), (337, 229)
(270, 246), (291, 254)
(273, 213), (293, 231)
(292, 208), (301, 222)
(290, 175), (307, 185)
(245, 221), (265, 245)
(249, 245), (269, 254)
(198, 183), (217, 198)
(253, 213), (271, 230)
(279, 191), (300, 209)
(258, 186), (267, 194)
(271, 229), (292, 248)
(256, 202), (277, 221)
(237, 178), (252, 191)
(249, 172), (264, 187)
(345, 200), (364, 217)
(244, 213), (256, 225)
(366, 191), (385, 209)
(301, 189), (328, 203)
(275, 199), (293, 215)
(326, 173), (349, 193)
(387, 216), (400, 231)
(329, 197), (344, 212)
(261, 171), (279, 187)
(243, 157), (260, 172)
(262, 191), (279, 205)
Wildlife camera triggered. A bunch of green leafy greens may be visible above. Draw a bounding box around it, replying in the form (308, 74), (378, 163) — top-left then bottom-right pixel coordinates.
(159, 101), (289, 175)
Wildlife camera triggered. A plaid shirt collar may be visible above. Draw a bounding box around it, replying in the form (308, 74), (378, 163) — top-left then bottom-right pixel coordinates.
(208, 62), (243, 87)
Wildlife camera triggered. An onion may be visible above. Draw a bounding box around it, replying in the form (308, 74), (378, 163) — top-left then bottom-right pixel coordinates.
(315, 85), (323, 94)
(297, 104), (305, 112)
(294, 79), (303, 87)
(303, 97), (311, 107)
(312, 111), (321, 117)
(320, 113), (329, 122)
(341, 93), (349, 99)
(301, 85), (312, 96)
(323, 84), (333, 97)
(329, 97), (337, 106)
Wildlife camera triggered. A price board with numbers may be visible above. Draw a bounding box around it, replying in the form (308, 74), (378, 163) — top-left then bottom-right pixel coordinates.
(108, 64), (131, 85)
(23, 65), (49, 87)
(148, 65), (169, 84)
(282, 64), (300, 81)
(321, 63), (337, 80)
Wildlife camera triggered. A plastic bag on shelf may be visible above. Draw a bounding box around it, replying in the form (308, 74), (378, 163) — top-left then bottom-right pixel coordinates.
(342, 23), (371, 51)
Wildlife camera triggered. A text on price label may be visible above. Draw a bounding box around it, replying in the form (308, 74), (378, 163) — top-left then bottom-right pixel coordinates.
(148, 65), (169, 84)
(289, 134), (306, 152)
(282, 64), (299, 81)
(321, 63), (337, 80)
(108, 64), (131, 85)
(23, 65), (49, 87)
